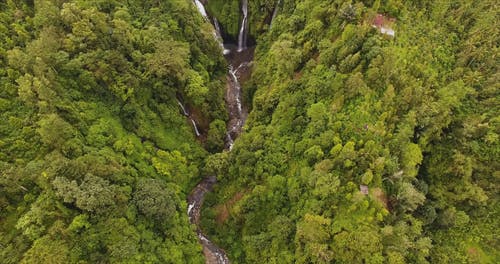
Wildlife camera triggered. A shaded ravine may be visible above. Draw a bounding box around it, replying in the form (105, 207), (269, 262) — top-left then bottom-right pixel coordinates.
(224, 45), (253, 150)
(187, 176), (229, 264)
(186, 1), (254, 263)
(177, 98), (202, 137)
(186, 46), (253, 264)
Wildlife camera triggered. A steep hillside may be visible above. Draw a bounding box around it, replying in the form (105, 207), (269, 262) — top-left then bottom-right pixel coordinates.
(0, 0), (498, 263)
(0, 1), (227, 263)
(201, 0), (499, 263)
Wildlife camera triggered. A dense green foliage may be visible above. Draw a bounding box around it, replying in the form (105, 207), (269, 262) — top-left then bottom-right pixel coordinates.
(1, 0), (498, 263)
(201, 0), (499, 263)
(0, 0), (228, 263)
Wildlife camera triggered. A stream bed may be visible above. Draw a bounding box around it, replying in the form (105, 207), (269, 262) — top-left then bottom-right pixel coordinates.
(186, 45), (253, 264)
(186, 1), (254, 263)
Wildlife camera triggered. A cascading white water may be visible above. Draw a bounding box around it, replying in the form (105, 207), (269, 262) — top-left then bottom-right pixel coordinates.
(191, 119), (201, 137)
(177, 99), (202, 137)
(194, 0), (231, 55)
(189, 2), (254, 263)
(270, 0), (281, 28)
(228, 66), (243, 115)
(226, 62), (250, 150)
(226, 133), (235, 150)
(191, 0), (248, 147)
(214, 18), (223, 40)
(214, 18), (231, 55)
(177, 99), (189, 116)
(197, 233), (230, 263)
(188, 176), (230, 264)
(237, 0), (249, 52)
(194, 0), (208, 19)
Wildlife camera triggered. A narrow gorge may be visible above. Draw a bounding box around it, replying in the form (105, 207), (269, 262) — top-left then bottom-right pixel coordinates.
(1, 1), (496, 263)
(187, 1), (254, 263)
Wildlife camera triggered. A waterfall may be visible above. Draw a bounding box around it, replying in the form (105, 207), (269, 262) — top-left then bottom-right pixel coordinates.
(214, 18), (231, 55)
(177, 99), (201, 137)
(194, 0), (208, 19)
(187, 202), (195, 215)
(237, 0), (249, 52)
(214, 17), (223, 39)
(228, 66), (243, 115)
(226, 62), (250, 150)
(177, 99), (189, 116)
(190, 0), (251, 149)
(226, 133), (234, 150)
(188, 1), (254, 263)
(191, 119), (201, 137)
(231, 62), (249, 113)
(270, 0), (281, 28)
(193, 1), (230, 55)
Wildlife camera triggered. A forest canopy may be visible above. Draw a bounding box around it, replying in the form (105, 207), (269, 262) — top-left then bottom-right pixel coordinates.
(0, 0), (498, 263)
(201, 0), (499, 263)
(0, 0), (227, 263)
